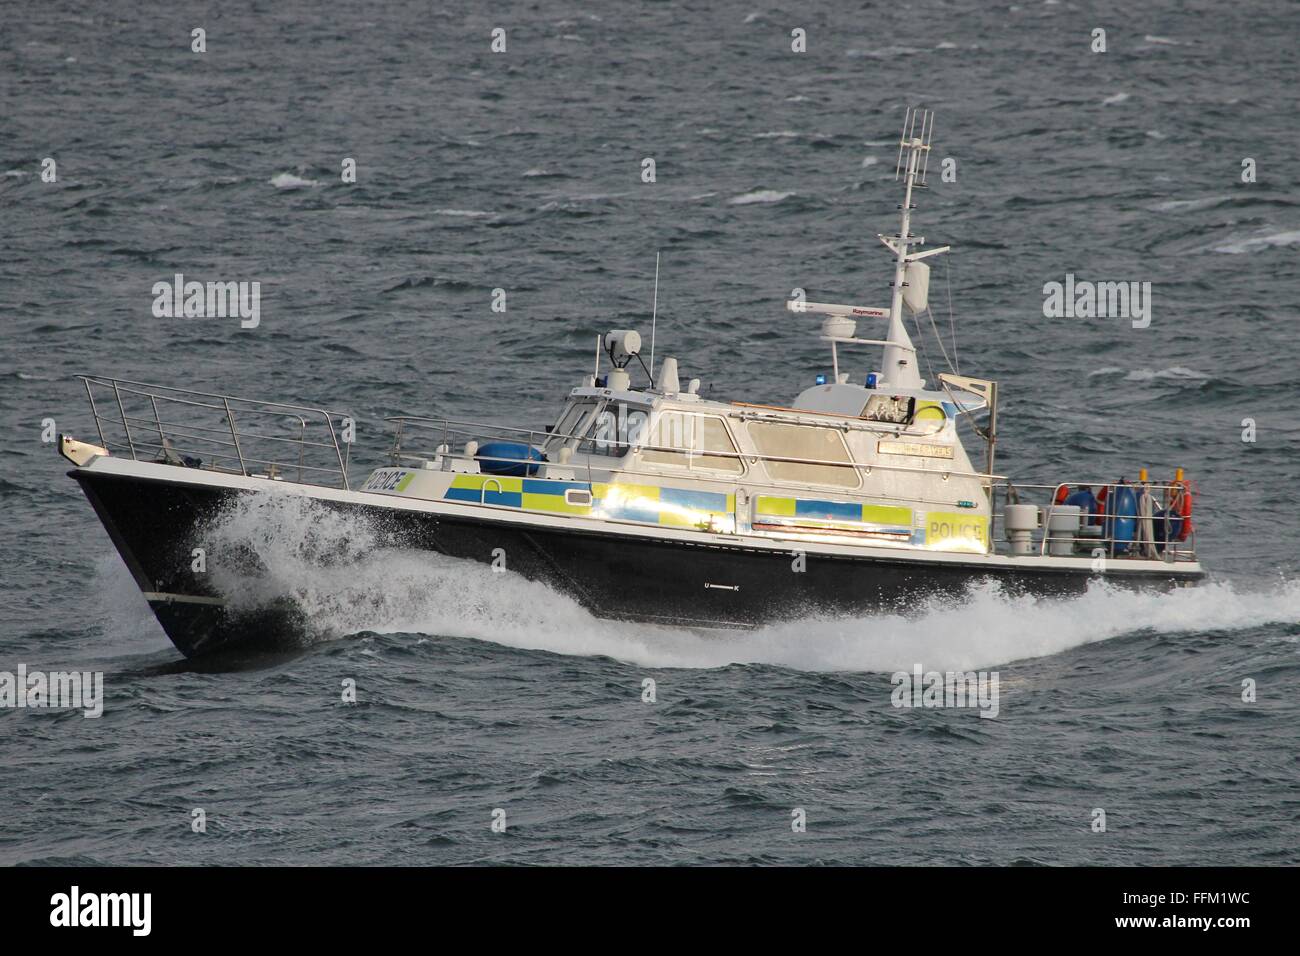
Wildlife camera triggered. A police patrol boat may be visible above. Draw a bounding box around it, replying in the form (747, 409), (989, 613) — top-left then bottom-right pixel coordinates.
(59, 109), (1205, 658)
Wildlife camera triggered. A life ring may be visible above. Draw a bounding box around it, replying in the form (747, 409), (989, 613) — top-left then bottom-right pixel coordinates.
(1167, 480), (1194, 541)
(911, 401), (947, 435)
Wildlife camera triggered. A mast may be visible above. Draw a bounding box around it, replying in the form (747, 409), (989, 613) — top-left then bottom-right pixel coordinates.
(787, 107), (949, 390)
(879, 108), (933, 390)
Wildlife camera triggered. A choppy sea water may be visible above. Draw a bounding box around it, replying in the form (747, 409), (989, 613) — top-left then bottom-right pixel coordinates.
(1, 0), (1297, 865)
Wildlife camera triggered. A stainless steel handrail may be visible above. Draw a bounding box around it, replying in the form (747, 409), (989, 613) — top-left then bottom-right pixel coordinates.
(78, 375), (354, 490)
(480, 477), (504, 504)
(990, 479), (1197, 563)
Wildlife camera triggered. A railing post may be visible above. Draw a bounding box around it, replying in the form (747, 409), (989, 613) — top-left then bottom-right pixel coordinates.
(113, 382), (136, 460)
(990, 482), (1000, 549)
(150, 395), (164, 450)
(224, 399), (246, 475)
(325, 416), (348, 490)
(1108, 483), (1116, 560)
(392, 419), (405, 465)
(342, 419), (351, 487)
(84, 378), (106, 449)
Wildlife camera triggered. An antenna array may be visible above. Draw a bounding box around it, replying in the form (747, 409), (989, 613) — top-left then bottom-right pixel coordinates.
(894, 107), (935, 185)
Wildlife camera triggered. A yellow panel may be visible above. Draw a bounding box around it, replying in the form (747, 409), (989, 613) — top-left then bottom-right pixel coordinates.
(601, 482), (662, 501)
(658, 510), (736, 532)
(755, 495), (796, 516)
(862, 504), (912, 526)
(449, 475), (523, 492)
(657, 509), (701, 528)
(924, 512), (989, 553)
(522, 493), (591, 516)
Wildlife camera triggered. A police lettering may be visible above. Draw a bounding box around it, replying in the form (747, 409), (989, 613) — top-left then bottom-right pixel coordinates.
(364, 470), (407, 491)
(929, 518), (984, 541)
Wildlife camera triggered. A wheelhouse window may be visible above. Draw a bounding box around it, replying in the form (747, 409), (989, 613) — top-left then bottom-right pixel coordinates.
(858, 395), (947, 435)
(861, 394), (914, 425)
(746, 420), (859, 488)
(641, 412), (742, 473)
(587, 403), (649, 458)
(547, 400), (651, 459)
(546, 401), (598, 454)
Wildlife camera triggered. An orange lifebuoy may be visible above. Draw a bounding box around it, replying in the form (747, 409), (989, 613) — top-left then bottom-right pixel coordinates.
(1167, 480), (1194, 541)
(1095, 485), (1109, 526)
(1054, 484), (1070, 505)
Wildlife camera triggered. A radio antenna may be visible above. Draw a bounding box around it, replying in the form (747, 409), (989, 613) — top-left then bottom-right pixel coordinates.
(649, 251), (661, 378)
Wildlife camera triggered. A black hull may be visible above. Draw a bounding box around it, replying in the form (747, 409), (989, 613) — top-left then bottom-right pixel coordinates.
(72, 471), (1206, 658)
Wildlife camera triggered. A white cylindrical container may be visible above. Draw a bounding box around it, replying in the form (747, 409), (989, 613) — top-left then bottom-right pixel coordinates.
(658, 356), (681, 394)
(1004, 503), (1039, 556)
(1046, 505), (1082, 556)
(821, 316), (856, 339)
(903, 260), (931, 314)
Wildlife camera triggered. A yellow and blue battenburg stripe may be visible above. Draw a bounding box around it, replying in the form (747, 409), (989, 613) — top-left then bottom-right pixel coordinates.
(445, 475), (593, 515)
(441, 475), (985, 552)
(523, 481), (593, 515)
(594, 483), (736, 531)
(445, 474), (525, 506)
(443, 475), (736, 531)
(753, 495), (913, 537)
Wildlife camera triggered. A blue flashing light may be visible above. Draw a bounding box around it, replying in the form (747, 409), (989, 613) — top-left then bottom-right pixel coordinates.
(815, 373), (828, 385)
(865, 373), (879, 389)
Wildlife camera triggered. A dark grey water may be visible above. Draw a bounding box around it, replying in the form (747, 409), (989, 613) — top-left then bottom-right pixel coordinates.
(2, 0), (1298, 865)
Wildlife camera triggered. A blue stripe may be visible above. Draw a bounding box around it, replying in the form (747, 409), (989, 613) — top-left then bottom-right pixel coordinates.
(659, 487), (728, 512)
(522, 479), (590, 495)
(795, 499), (861, 521)
(446, 488), (522, 507)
